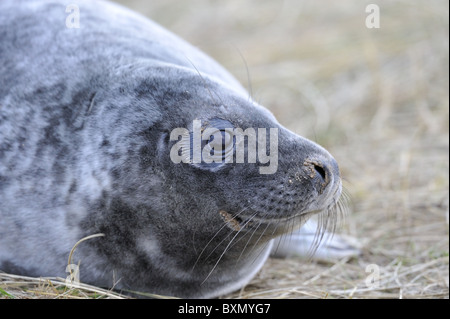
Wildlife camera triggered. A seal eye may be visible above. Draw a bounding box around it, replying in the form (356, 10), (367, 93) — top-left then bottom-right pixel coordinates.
(203, 128), (234, 162)
(179, 118), (236, 170)
(185, 118), (236, 170)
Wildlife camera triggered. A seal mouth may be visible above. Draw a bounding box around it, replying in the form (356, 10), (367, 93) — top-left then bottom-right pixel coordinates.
(219, 209), (316, 234)
(219, 210), (244, 231)
(218, 186), (344, 236)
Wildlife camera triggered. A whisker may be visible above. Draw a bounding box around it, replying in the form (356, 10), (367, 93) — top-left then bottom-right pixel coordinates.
(307, 179), (350, 257)
(249, 239), (272, 267)
(233, 45), (253, 102)
(200, 212), (259, 285)
(307, 210), (328, 259)
(233, 209), (271, 265)
(244, 212), (273, 262)
(230, 212), (260, 264)
(191, 206), (250, 272)
(184, 56), (226, 107)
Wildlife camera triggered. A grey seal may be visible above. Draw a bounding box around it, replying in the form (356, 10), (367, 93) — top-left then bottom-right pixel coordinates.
(0, 0), (356, 298)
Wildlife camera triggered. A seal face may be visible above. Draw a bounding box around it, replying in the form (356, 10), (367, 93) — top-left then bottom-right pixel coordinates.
(0, 0), (342, 298)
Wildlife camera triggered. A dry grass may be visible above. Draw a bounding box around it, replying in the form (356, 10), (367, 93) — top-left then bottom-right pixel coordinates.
(0, 273), (126, 299)
(1, 0), (448, 299)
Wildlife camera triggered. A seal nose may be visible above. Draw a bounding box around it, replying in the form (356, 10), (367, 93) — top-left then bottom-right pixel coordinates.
(304, 157), (339, 194)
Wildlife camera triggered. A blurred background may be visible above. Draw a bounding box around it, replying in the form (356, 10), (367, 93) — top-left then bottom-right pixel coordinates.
(115, 0), (449, 298)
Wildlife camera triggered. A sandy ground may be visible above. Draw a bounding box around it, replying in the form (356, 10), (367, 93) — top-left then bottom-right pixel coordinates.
(1, 0), (448, 299)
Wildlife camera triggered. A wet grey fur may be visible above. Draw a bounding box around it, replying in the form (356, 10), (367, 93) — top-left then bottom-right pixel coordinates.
(0, 0), (344, 298)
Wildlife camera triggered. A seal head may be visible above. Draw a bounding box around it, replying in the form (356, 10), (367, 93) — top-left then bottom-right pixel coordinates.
(0, 0), (342, 298)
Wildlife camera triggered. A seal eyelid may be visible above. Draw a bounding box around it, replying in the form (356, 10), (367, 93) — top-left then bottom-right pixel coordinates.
(205, 118), (235, 130)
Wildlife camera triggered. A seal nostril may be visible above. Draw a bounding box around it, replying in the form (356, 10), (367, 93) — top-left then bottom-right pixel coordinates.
(304, 159), (333, 194)
(314, 165), (326, 182)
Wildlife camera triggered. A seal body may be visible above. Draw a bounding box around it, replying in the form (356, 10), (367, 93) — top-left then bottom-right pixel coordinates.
(0, 0), (343, 298)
